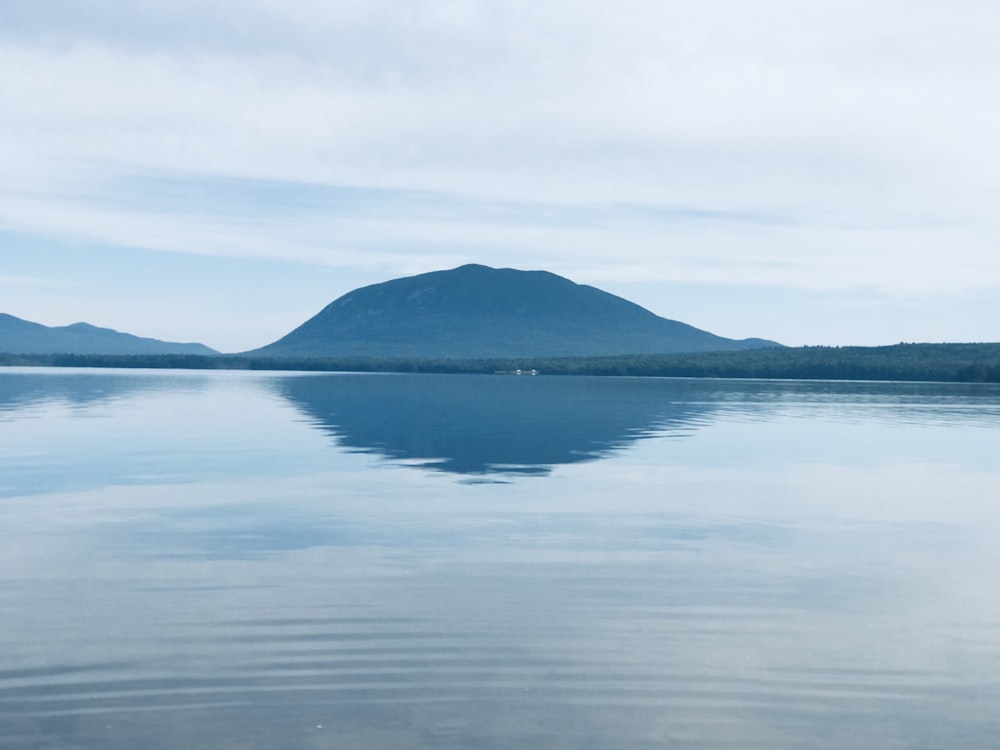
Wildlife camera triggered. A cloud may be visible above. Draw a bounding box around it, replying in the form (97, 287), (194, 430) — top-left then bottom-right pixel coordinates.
(0, 272), (71, 288)
(1, 0), (1000, 345)
(5, 1), (998, 194)
(2, 163), (996, 299)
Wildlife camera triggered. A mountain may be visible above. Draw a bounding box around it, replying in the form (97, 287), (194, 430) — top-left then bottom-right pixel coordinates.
(0, 314), (218, 356)
(248, 264), (780, 359)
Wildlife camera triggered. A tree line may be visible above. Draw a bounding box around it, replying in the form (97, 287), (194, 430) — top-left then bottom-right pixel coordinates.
(2, 343), (1000, 382)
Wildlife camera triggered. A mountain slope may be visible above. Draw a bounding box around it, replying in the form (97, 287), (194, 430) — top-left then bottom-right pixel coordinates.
(249, 264), (779, 359)
(0, 314), (218, 355)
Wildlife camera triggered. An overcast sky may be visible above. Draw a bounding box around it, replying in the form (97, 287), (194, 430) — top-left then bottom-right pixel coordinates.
(2, 0), (998, 352)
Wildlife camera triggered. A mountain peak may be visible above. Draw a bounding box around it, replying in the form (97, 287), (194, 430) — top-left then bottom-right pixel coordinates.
(250, 265), (779, 359)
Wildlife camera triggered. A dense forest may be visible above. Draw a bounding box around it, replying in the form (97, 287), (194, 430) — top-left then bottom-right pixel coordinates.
(3, 343), (1000, 382)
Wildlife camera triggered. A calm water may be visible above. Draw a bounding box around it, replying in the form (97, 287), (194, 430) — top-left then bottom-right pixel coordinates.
(2, 368), (1000, 749)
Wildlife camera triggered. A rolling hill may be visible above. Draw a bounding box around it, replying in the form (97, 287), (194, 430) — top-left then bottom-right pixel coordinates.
(248, 264), (780, 359)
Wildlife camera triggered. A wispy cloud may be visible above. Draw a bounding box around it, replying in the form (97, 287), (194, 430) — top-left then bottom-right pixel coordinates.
(0, 273), (71, 289)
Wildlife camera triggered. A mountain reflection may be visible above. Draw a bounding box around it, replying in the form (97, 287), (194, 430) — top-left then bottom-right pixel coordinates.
(273, 373), (716, 476)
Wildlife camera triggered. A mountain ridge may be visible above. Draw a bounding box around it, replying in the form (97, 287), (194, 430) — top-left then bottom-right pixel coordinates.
(249, 264), (780, 358)
(0, 313), (218, 356)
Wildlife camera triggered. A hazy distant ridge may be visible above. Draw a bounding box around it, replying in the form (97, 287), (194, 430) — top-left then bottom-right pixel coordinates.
(0, 313), (218, 356)
(248, 264), (780, 358)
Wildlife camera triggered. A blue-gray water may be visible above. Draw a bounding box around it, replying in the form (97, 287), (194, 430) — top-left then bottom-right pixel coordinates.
(2, 368), (1000, 748)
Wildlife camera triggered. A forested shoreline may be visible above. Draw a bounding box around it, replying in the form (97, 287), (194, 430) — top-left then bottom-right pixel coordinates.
(2, 342), (1000, 383)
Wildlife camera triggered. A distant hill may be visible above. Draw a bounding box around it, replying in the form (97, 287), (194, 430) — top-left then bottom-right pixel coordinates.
(0, 314), (218, 356)
(247, 264), (780, 359)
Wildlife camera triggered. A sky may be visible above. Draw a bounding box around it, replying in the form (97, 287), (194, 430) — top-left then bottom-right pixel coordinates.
(1, 0), (999, 353)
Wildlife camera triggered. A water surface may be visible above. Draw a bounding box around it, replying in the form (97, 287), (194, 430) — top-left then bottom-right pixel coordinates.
(2, 368), (1000, 748)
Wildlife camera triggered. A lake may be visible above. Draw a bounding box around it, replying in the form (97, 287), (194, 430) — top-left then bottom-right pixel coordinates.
(2, 367), (1000, 749)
